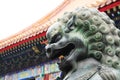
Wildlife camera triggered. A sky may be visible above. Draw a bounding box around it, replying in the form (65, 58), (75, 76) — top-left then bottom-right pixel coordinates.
(0, 0), (64, 40)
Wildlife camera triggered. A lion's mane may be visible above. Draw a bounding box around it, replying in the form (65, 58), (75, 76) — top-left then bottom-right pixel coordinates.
(57, 7), (120, 69)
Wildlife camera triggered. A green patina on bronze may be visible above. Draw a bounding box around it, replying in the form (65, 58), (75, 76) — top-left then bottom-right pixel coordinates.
(46, 7), (120, 80)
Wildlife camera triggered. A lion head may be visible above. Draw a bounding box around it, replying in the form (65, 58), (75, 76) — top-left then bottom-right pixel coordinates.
(45, 7), (120, 78)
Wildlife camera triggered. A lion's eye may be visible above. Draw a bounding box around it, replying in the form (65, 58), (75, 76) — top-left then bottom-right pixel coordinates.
(50, 33), (62, 43)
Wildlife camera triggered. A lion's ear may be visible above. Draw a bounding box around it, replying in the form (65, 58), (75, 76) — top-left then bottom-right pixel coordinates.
(65, 15), (76, 33)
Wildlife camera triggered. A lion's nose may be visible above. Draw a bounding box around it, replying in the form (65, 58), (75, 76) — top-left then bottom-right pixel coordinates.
(45, 45), (52, 53)
(46, 47), (51, 53)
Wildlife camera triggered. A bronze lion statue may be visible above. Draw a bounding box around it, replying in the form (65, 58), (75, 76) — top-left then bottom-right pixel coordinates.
(45, 7), (120, 80)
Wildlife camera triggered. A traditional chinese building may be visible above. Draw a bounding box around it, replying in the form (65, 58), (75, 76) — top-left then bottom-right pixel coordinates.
(0, 0), (119, 80)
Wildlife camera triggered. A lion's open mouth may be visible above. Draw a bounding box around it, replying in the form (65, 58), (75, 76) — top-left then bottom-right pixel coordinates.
(51, 43), (75, 60)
